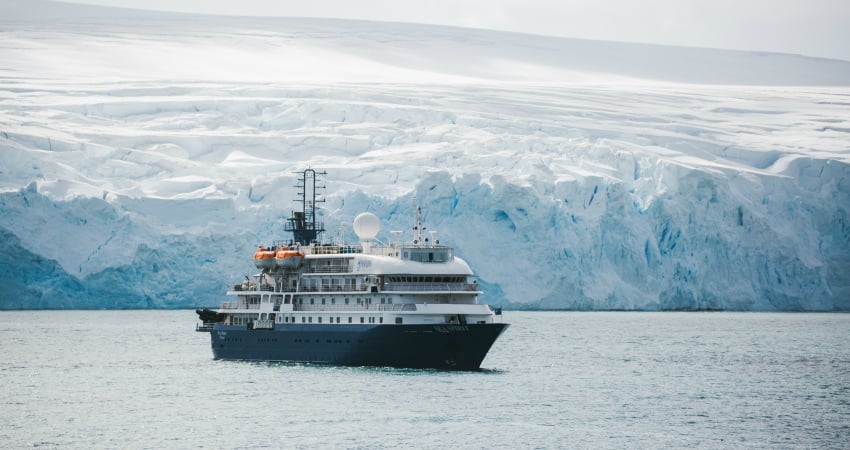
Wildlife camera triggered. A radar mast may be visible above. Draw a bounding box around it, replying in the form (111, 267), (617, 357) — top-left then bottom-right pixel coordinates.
(285, 169), (327, 245)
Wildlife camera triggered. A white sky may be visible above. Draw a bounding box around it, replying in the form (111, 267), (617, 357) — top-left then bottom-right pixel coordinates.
(66, 0), (850, 61)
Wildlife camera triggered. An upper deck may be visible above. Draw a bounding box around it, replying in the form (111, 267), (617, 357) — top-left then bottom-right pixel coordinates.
(300, 247), (472, 275)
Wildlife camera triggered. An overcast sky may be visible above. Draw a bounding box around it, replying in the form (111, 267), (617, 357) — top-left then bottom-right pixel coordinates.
(68, 0), (850, 61)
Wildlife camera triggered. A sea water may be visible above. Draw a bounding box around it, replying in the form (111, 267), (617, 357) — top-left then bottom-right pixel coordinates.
(1, 311), (848, 449)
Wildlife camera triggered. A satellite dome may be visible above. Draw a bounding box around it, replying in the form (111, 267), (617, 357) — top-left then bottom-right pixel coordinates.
(353, 212), (380, 241)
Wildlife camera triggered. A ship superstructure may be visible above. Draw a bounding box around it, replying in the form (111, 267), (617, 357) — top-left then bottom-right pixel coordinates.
(197, 170), (508, 370)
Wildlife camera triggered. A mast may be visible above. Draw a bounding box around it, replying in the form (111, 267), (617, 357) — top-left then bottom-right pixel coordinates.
(285, 169), (327, 245)
(413, 204), (424, 246)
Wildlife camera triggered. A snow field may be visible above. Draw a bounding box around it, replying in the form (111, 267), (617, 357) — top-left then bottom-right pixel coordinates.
(2, 79), (848, 309)
(1, 1), (849, 309)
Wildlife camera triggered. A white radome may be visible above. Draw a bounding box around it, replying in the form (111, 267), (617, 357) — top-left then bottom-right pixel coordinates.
(353, 212), (381, 241)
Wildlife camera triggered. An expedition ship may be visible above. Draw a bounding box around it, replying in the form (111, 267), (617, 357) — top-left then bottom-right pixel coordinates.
(196, 169), (508, 370)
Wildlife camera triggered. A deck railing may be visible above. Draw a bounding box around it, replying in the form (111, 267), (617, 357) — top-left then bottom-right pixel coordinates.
(298, 285), (367, 293)
(227, 283), (477, 296)
(252, 319), (274, 329)
(293, 303), (416, 312)
(382, 283), (478, 292)
(305, 265), (351, 274)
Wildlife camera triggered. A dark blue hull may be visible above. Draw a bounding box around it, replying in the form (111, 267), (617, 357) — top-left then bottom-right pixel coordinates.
(208, 323), (509, 370)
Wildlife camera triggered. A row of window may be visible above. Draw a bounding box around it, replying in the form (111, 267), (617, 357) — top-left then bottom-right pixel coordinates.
(298, 296), (393, 305)
(293, 339), (364, 344)
(231, 314), (404, 326)
(386, 276), (466, 283)
(403, 248), (451, 263)
(281, 315), (389, 324)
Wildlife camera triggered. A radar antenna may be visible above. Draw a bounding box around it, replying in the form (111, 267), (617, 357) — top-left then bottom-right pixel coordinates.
(285, 169), (327, 245)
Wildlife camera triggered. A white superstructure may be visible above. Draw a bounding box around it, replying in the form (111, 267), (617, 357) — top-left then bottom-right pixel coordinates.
(220, 209), (499, 330)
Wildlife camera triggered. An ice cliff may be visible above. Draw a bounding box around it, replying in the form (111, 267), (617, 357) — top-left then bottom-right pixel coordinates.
(1, 1), (849, 310)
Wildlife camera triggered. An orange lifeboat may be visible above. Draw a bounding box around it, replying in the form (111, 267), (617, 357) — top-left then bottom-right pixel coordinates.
(275, 248), (305, 269)
(253, 246), (276, 269)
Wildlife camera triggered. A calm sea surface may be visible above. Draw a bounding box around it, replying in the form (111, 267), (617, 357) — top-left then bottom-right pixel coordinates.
(1, 311), (848, 449)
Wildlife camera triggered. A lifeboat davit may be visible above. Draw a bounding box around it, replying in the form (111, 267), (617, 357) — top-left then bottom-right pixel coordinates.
(275, 249), (304, 269)
(253, 246), (276, 270)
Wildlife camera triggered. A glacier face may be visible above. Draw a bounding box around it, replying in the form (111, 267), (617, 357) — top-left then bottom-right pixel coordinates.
(1, 2), (849, 310)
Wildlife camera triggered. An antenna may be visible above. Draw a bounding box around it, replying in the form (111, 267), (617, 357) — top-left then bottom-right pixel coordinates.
(284, 169), (327, 245)
(390, 230), (403, 247)
(413, 205), (424, 246)
(336, 222), (346, 246)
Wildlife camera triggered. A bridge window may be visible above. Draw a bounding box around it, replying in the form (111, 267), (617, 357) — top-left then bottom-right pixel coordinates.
(402, 248), (451, 263)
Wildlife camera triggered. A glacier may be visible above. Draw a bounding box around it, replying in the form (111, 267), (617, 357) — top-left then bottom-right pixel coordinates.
(1, 1), (849, 310)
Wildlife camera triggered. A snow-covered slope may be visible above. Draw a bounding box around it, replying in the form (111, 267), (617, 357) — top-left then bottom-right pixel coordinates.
(1, 1), (849, 310)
